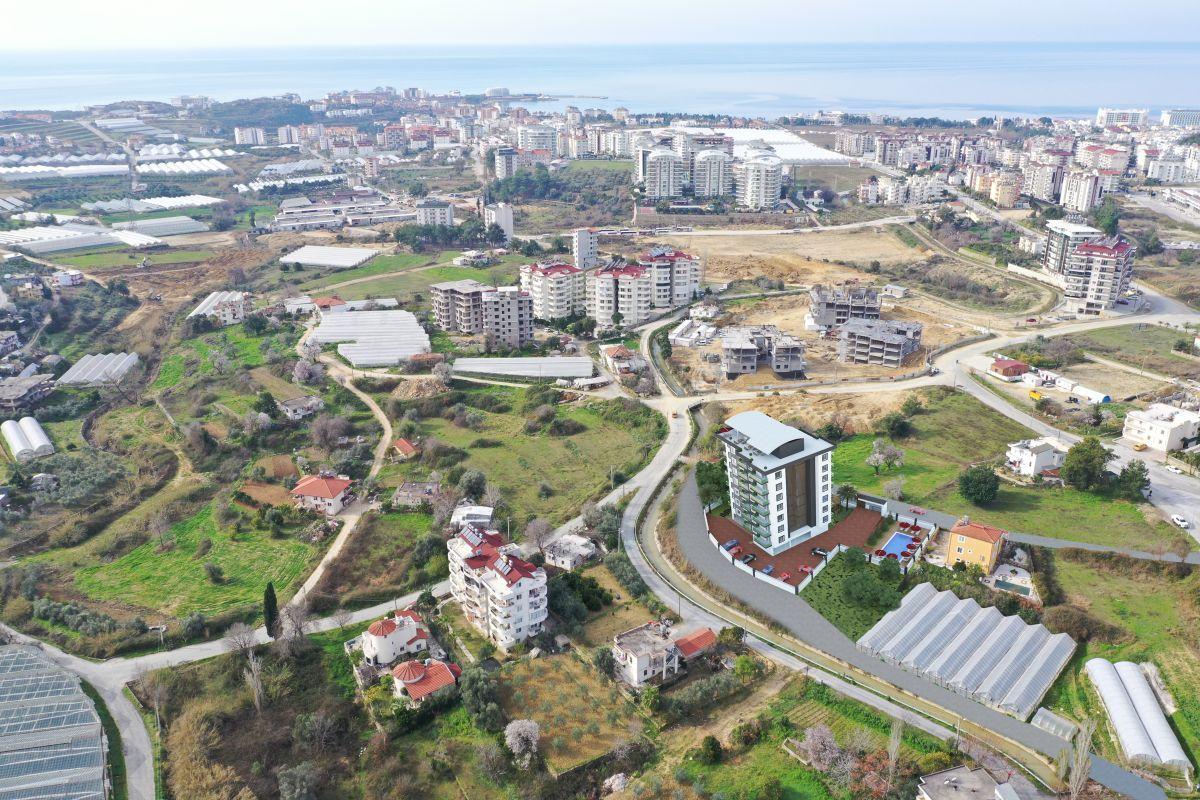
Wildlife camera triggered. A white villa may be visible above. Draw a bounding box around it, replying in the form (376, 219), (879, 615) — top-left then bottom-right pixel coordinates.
(1123, 403), (1200, 452)
(1005, 437), (1068, 477)
(612, 623), (718, 687)
(543, 533), (597, 570)
(360, 608), (429, 668)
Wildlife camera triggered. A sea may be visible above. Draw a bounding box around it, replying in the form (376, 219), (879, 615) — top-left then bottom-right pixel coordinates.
(2, 42), (1200, 119)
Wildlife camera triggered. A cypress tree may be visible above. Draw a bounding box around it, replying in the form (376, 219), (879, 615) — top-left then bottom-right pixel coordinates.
(263, 581), (279, 638)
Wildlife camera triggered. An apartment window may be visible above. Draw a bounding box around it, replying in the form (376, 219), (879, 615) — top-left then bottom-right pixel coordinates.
(956, 547), (963, 554)
(958, 535), (965, 543)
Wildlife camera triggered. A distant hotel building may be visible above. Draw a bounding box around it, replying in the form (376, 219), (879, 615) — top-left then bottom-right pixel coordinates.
(718, 411), (833, 555)
(1095, 107), (1149, 127)
(415, 198), (454, 226)
(1160, 109), (1200, 128)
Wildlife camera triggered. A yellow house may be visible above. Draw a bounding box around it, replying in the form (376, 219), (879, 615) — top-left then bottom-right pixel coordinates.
(946, 519), (1006, 573)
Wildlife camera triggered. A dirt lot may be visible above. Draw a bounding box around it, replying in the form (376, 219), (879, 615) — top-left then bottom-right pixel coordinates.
(670, 295), (972, 391)
(1057, 362), (1167, 401)
(256, 454), (297, 479)
(721, 389), (911, 435)
(647, 228), (916, 285)
(241, 481), (293, 506)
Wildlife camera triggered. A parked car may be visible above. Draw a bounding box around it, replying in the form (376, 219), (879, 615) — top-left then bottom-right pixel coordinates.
(1133, 442), (1148, 452)
(721, 539), (739, 551)
(928, 367), (940, 376)
(729, 545), (742, 557)
(741, 553), (757, 565)
(811, 547), (829, 558)
(1166, 466), (1183, 474)
(1171, 515), (1190, 529)
(761, 564), (775, 576)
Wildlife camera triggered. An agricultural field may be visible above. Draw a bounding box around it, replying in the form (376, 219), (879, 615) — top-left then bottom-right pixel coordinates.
(831, 388), (1190, 551)
(384, 383), (666, 525)
(791, 164), (886, 195)
(1052, 323), (1200, 381)
(496, 654), (642, 774)
(1045, 552), (1200, 771)
(54, 248), (216, 271)
(296, 251), (432, 291)
(0, 118), (102, 145)
(334, 260), (524, 303)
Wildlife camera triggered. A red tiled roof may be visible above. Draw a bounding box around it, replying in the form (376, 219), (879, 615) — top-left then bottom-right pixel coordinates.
(674, 628), (717, 659)
(525, 261), (580, 277)
(1075, 241), (1133, 257)
(313, 296), (346, 308)
(637, 249), (694, 263)
(366, 618), (397, 637)
(393, 659), (458, 701)
(951, 520), (1007, 544)
(392, 438), (418, 456)
(292, 475), (352, 499)
(598, 264), (647, 279)
(992, 358), (1028, 369)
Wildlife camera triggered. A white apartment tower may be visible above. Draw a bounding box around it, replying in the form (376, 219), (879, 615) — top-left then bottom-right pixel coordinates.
(520, 261), (586, 320)
(1095, 108), (1149, 127)
(1060, 169), (1103, 214)
(517, 125), (556, 154)
(447, 526), (548, 649)
(635, 246), (703, 308)
(571, 228), (599, 269)
(1043, 220), (1136, 315)
(234, 127), (267, 146)
(483, 202), (514, 241)
(639, 146), (685, 199)
(734, 147), (783, 210)
(717, 411), (833, 556)
(415, 199), (454, 226)
(692, 149), (734, 198)
(588, 263), (653, 328)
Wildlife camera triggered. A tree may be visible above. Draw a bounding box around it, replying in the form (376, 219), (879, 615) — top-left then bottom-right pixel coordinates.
(264, 582), (280, 638)
(183, 612), (206, 639)
(277, 761), (318, 800)
(224, 621), (257, 656)
(457, 469), (487, 500)
(879, 412), (912, 439)
(836, 484), (859, 507)
(883, 476), (905, 500)
(717, 626), (745, 648)
(1061, 436), (1115, 491)
(886, 719), (903, 793)
(310, 415), (349, 449)
(1067, 718), (1097, 800)
(733, 654), (762, 683)
(593, 648), (616, 677)
(245, 651), (265, 715)
(800, 724), (842, 770)
(957, 464), (1000, 505)
(900, 395), (923, 416)
(525, 518), (553, 553)
(1116, 459), (1150, 501)
(696, 735), (722, 764)
(504, 719), (540, 769)
(293, 359), (324, 385)
(460, 666), (504, 731)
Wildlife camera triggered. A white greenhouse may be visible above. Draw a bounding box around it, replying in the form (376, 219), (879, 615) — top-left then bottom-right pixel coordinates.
(309, 310), (430, 367)
(1, 416), (54, 463)
(57, 353), (141, 386)
(1086, 658), (1190, 771)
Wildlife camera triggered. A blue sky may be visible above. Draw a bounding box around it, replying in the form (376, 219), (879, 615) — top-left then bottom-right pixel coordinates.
(7, 0), (1200, 50)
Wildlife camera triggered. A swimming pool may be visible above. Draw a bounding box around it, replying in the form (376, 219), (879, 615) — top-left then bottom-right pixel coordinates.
(994, 579), (1031, 596)
(882, 532), (915, 558)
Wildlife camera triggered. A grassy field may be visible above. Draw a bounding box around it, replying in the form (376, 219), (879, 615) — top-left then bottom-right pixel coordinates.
(69, 502), (319, 616)
(1056, 323), (1200, 380)
(393, 385), (665, 524)
(335, 263), (516, 302)
(832, 389), (1188, 551)
(579, 562), (657, 646)
(792, 164), (884, 194)
(497, 654), (641, 774)
(800, 553), (893, 640)
(297, 252), (433, 290)
(152, 322), (279, 390)
(1045, 555), (1200, 770)
(55, 248), (216, 270)
(313, 510), (442, 608)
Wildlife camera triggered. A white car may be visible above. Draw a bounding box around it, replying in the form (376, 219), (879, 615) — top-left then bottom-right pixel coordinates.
(1166, 466), (1183, 474)
(1171, 515), (1190, 529)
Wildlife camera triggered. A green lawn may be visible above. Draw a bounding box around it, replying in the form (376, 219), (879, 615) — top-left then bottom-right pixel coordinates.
(1045, 556), (1200, 769)
(800, 553), (894, 640)
(335, 265), (499, 302)
(298, 252), (433, 291)
(152, 323), (276, 390)
(1056, 324), (1200, 380)
(70, 503), (319, 616)
(398, 385), (665, 524)
(55, 248), (216, 270)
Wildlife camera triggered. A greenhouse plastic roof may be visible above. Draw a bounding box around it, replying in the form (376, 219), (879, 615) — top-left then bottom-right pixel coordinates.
(57, 353), (140, 386)
(112, 215), (209, 236)
(280, 245), (380, 268)
(1087, 658), (1189, 769)
(309, 310), (430, 366)
(451, 357), (595, 379)
(857, 583), (1075, 720)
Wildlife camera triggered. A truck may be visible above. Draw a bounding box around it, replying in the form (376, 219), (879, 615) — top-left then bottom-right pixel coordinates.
(1029, 390), (1043, 401)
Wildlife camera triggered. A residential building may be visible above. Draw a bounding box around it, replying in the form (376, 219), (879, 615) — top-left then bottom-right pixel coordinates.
(392, 658), (461, 706)
(916, 766), (1019, 800)
(600, 343), (648, 375)
(482, 285), (533, 350)
(571, 227), (599, 269)
(391, 480), (442, 509)
(1160, 109), (1200, 128)
(415, 198), (454, 226)
(0, 330), (19, 356)
(277, 395), (325, 421)
(1095, 107), (1149, 127)
(639, 145), (685, 199)
(517, 124), (556, 154)
(1122, 403), (1200, 452)
(1060, 169), (1103, 213)
(988, 174), (1018, 207)
(543, 533), (598, 570)
(674, 628), (718, 662)
(447, 525), (548, 648)
(430, 279), (488, 333)
(520, 261), (586, 320)
(588, 262), (653, 328)
(612, 621), (680, 687)
(836, 318), (923, 368)
(806, 285), (880, 328)
(188, 291), (253, 327)
(734, 147), (783, 210)
(1005, 437), (1068, 477)
(720, 326), (806, 379)
(717, 411), (833, 555)
(450, 504), (494, 530)
(0, 375), (54, 411)
(51, 269), (84, 288)
(360, 608), (429, 667)
(989, 358), (1032, 380)
(392, 438), (419, 460)
(635, 246), (703, 308)
(946, 519), (1006, 573)
(234, 126), (267, 145)
(483, 202), (514, 241)
(1043, 220), (1136, 315)
(494, 146), (519, 179)
(692, 149), (734, 197)
(291, 474), (353, 515)
(278, 125), (301, 145)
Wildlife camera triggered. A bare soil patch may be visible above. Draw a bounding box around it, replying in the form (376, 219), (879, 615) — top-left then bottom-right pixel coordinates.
(241, 481), (293, 507)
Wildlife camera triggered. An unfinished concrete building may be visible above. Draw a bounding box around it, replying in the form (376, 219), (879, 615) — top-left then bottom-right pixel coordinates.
(837, 318), (923, 367)
(720, 325), (806, 379)
(807, 284), (881, 328)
